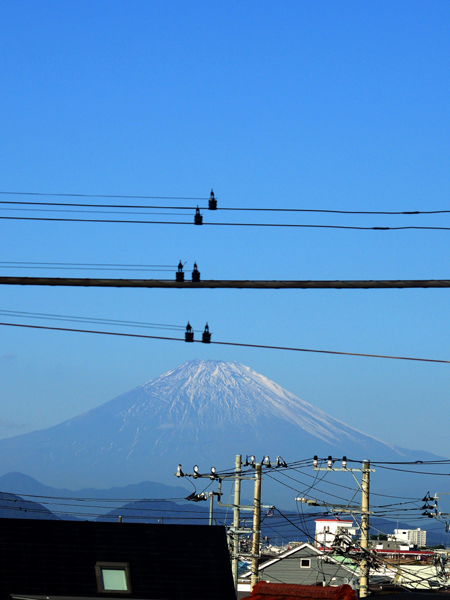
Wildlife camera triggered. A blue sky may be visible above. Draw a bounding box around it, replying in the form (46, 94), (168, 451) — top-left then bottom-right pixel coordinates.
(1, 1), (450, 461)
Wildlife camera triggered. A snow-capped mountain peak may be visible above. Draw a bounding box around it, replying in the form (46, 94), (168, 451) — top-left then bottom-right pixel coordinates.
(0, 359), (435, 502)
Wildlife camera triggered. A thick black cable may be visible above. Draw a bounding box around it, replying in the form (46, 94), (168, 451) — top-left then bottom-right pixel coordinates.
(4, 276), (450, 289)
(2, 193), (450, 215)
(2, 207), (193, 216)
(221, 208), (450, 216)
(1, 321), (449, 364)
(2, 214), (450, 230)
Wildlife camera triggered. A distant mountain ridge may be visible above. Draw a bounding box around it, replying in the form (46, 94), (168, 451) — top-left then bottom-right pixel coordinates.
(0, 360), (443, 506)
(1, 473), (447, 546)
(0, 471), (190, 501)
(0, 489), (59, 520)
(0, 472), (191, 517)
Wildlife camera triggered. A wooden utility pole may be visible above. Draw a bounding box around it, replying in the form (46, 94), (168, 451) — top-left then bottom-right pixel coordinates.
(297, 456), (374, 596)
(359, 460), (371, 598)
(175, 455), (273, 596)
(250, 462), (262, 590)
(231, 454), (242, 588)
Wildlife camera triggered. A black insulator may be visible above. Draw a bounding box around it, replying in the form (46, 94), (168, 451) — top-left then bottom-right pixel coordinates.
(185, 322), (194, 342)
(192, 262), (200, 282)
(202, 323), (211, 343)
(194, 206), (203, 225)
(176, 260), (185, 282)
(209, 189), (217, 210)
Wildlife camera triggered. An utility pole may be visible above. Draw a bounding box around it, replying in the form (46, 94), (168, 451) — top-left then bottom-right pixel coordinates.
(231, 454), (242, 588)
(208, 492), (215, 525)
(175, 454), (282, 595)
(296, 455), (374, 597)
(360, 460), (371, 599)
(250, 462), (262, 591)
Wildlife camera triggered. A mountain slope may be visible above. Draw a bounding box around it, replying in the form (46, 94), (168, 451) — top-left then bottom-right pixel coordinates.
(0, 472), (191, 518)
(0, 360), (442, 505)
(0, 491), (59, 520)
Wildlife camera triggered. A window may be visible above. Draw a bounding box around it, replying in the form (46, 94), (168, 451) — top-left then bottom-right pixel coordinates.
(300, 558), (311, 569)
(95, 562), (132, 595)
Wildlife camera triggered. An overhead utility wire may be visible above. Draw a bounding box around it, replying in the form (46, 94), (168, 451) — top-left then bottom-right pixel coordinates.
(0, 200), (198, 210)
(291, 458), (435, 500)
(1, 214), (450, 231)
(0, 496), (220, 515)
(266, 471), (351, 504)
(0, 309), (198, 332)
(2, 276), (450, 289)
(368, 459), (450, 465)
(1, 194), (449, 215)
(289, 505), (442, 589)
(0, 261), (176, 267)
(1, 321), (448, 364)
(2, 493), (186, 503)
(0, 261), (179, 273)
(2, 207), (193, 216)
(0, 191), (208, 200)
(372, 464), (450, 476)
(0, 267), (176, 272)
(220, 208), (450, 215)
(0, 503), (217, 522)
(280, 487), (445, 588)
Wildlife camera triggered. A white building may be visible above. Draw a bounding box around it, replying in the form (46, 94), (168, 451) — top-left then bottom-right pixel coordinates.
(394, 528), (427, 547)
(315, 518), (357, 549)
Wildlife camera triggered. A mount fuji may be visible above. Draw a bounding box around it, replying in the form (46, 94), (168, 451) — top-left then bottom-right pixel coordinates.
(0, 360), (441, 506)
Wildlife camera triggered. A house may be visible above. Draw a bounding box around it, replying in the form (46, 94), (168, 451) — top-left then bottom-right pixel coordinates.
(0, 518), (235, 600)
(238, 543), (359, 594)
(314, 519), (356, 551)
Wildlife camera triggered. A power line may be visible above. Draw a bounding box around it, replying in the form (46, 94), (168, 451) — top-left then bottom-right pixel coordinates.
(372, 464), (450, 476)
(1, 276), (450, 289)
(0, 191), (208, 201)
(0, 320), (449, 364)
(0, 267), (176, 272)
(222, 208), (450, 216)
(2, 207), (193, 216)
(0, 261), (182, 274)
(1, 193), (450, 215)
(2, 214), (450, 230)
(0, 309), (196, 332)
(0, 261), (176, 268)
(375, 462), (450, 467)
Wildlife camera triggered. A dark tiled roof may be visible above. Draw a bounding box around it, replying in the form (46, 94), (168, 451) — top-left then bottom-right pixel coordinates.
(0, 518), (235, 600)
